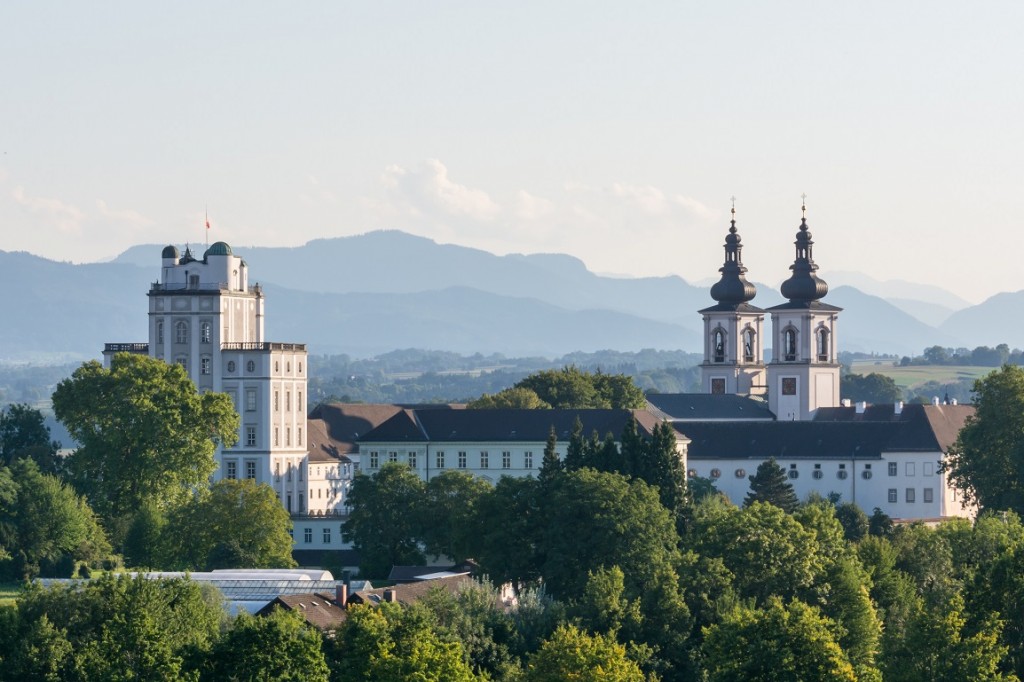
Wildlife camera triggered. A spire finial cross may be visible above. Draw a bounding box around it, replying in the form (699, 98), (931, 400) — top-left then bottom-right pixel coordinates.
(801, 193), (807, 219)
(730, 195), (736, 220)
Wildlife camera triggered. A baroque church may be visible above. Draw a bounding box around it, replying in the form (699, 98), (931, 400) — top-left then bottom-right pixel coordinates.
(104, 205), (973, 556)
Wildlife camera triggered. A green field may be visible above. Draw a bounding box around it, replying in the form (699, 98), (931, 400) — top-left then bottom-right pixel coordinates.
(849, 361), (995, 391)
(0, 582), (23, 607)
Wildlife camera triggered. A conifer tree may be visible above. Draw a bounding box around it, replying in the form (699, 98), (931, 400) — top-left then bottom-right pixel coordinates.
(563, 417), (586, 471)
(538, 426), (562, 484)
(744, 457), (799, 513)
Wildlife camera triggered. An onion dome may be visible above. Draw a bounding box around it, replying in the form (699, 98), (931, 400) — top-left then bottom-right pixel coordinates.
(204, 241), (233, 258)
(709, 208), (757, 305)
(161, 244), (180, 259)
(779, 204), (829, 304)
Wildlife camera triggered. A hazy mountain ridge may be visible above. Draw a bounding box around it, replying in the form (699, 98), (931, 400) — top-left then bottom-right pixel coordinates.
(1, 231), (1003, 361)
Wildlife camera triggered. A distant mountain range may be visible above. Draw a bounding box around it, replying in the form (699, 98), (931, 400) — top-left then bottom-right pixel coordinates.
(0, 230), (1018, 362)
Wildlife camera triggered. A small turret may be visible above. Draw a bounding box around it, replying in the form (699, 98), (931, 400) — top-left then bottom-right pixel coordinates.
(779, 202), (829, 304)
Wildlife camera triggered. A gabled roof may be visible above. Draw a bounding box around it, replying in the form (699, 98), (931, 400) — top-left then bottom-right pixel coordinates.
(698, 302), (766, 314)
(349, 574), (473, 606)
(358, 408), (660, 444)
(306, 403), (458, 462)
(255, 592), (347, 630)
(646, 393), (775, 421)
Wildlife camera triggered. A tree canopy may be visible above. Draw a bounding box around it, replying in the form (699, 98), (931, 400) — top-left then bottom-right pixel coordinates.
(841, 372), (904, 404)
(0, 403), (62, 475)
(52, 353), (239, 520)
(744, 457), (799, 513)
(944, 365), (1024, 514)
(468, 366), (646, 410)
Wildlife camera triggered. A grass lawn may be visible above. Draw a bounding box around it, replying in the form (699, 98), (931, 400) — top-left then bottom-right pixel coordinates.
(849, 361), (995, 391)
(0, 582), (24, 607)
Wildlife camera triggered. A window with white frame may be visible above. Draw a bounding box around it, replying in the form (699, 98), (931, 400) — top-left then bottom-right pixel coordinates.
(480, 451), (489, 468)
(323, 527), (331, 544)
(524, 451), (533, 469)
(888, 462), (897, 476)
(409, 451), (417, 469)
(304, 528), (312, 543)
(226, 461), (237, 479)
(369, 452), (379, 468)
(458, 451), (467, 469)
(389, 451), (397, 463)
(923, 488), (934, 503)
(502, 451), (511, 469)
(245, 461), (256, 479)
(436, 451), (445, 469)
(245, 426), (256, 447)
(201, 321), (211, 343)
(156, 321), (164, 344)
(246, 388), (256, 411)
(906, 488), (915, 503)
(201, 356), (211, 375)
(175, 320), (188, 344)
(888, 488), (897, 503)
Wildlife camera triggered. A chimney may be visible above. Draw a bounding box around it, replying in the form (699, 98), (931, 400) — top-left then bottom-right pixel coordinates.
(894, 401), (903, 416)
(335, 583), (348, 607)
(841, 399), (852, 408)
(383, 589), (398, 603)
(855, 401), (866, 414)
(951, 398), (958, 405)
(932, 396), (940, 406)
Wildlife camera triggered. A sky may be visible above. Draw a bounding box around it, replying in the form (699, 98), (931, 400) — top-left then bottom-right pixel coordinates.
(2, 2), (1022, 304)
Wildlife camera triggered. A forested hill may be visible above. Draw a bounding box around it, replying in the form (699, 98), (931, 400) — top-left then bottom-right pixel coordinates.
(0, 230), (995, 361)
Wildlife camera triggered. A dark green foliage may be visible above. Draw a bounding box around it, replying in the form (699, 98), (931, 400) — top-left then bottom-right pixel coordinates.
(208, 608), (329, 682)
(835, 502), (870, 542)
(841, 373), (904, 404)
(419, 472), (491, 563)
(537, 426), (561, 484)
(162, 479), (296, 571)
(342, 463), (426, 578)
(944, 365), (1024, 514)
(0, 403), (62, 475)
(473, 476), (542, 588)
(743, 457), (799, 513)
(868, 507), (894, 537)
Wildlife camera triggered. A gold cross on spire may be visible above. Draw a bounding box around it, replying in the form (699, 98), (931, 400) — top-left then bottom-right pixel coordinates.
(801, 193), (807, 219)
(730, 195), (736, 219)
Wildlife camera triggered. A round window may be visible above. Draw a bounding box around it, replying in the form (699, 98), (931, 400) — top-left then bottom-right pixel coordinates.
(710, 468), (722, 479)
(788, 469), (799, 479)
(735, 468), (746, 478)
(687, 469), (697, 478)
(227, 361), (236, 373)
(246, 360), (255, 373)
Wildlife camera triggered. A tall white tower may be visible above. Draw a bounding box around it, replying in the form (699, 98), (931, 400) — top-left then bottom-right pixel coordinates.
(765, 205), (841, 421)
(700, 206), (767, 396)
(106, 242), (310, 513)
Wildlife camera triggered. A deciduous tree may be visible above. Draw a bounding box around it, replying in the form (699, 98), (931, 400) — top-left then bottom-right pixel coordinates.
(52, 354), (239, 521)
(524, 624), (645, 682)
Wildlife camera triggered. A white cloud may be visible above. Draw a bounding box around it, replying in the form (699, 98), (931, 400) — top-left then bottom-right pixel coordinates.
(514, 190), (553, 220)
(382, 159), (500, 221)
(11, 186), (86, 234)
(96, 199), (153, 227)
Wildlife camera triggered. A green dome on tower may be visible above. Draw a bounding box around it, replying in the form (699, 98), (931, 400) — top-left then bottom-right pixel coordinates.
(204, 241), (233, 258)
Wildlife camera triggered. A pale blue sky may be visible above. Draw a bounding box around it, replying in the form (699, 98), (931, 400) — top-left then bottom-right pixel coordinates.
(2, 2), (1021, 302)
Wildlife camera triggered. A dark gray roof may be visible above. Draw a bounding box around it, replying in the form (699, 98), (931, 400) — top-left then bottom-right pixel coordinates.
(646, 393), (775, 421)
(682, 402), (974, 460)
(359, 408), (658, 443)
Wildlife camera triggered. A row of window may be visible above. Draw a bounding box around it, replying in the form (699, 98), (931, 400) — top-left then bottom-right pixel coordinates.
(708, 327), (831, 363)
(693, 461), (937, 480)
(889, 488), (935, 504)
(295, 527), (337, 544)
(273, 390), (303, 412)
(367, 450), (536, 470)
(243, 425), (303, 448)
(224, 460), (258, 480)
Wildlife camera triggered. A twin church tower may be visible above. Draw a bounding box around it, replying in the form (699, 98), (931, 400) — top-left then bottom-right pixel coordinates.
(699, 203), (841, 421)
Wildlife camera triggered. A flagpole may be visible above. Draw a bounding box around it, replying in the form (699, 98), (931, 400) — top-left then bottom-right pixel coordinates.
(205, 206), (210, 248)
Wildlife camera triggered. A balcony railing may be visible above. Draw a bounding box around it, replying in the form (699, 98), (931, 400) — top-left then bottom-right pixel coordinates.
(221, 342), (307, 352)
(104, 343), (149, 353)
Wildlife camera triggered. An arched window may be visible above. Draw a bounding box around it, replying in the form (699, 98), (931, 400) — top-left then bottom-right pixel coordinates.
(175, 320), (189, 344)
(156, 321), (164, 344)
(784, 328), (797, 361)
(743, 328), (756, 362)
(201, 321), (211, 344)
(817, 328), (830, 362)
(713, 329), (725, 363)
